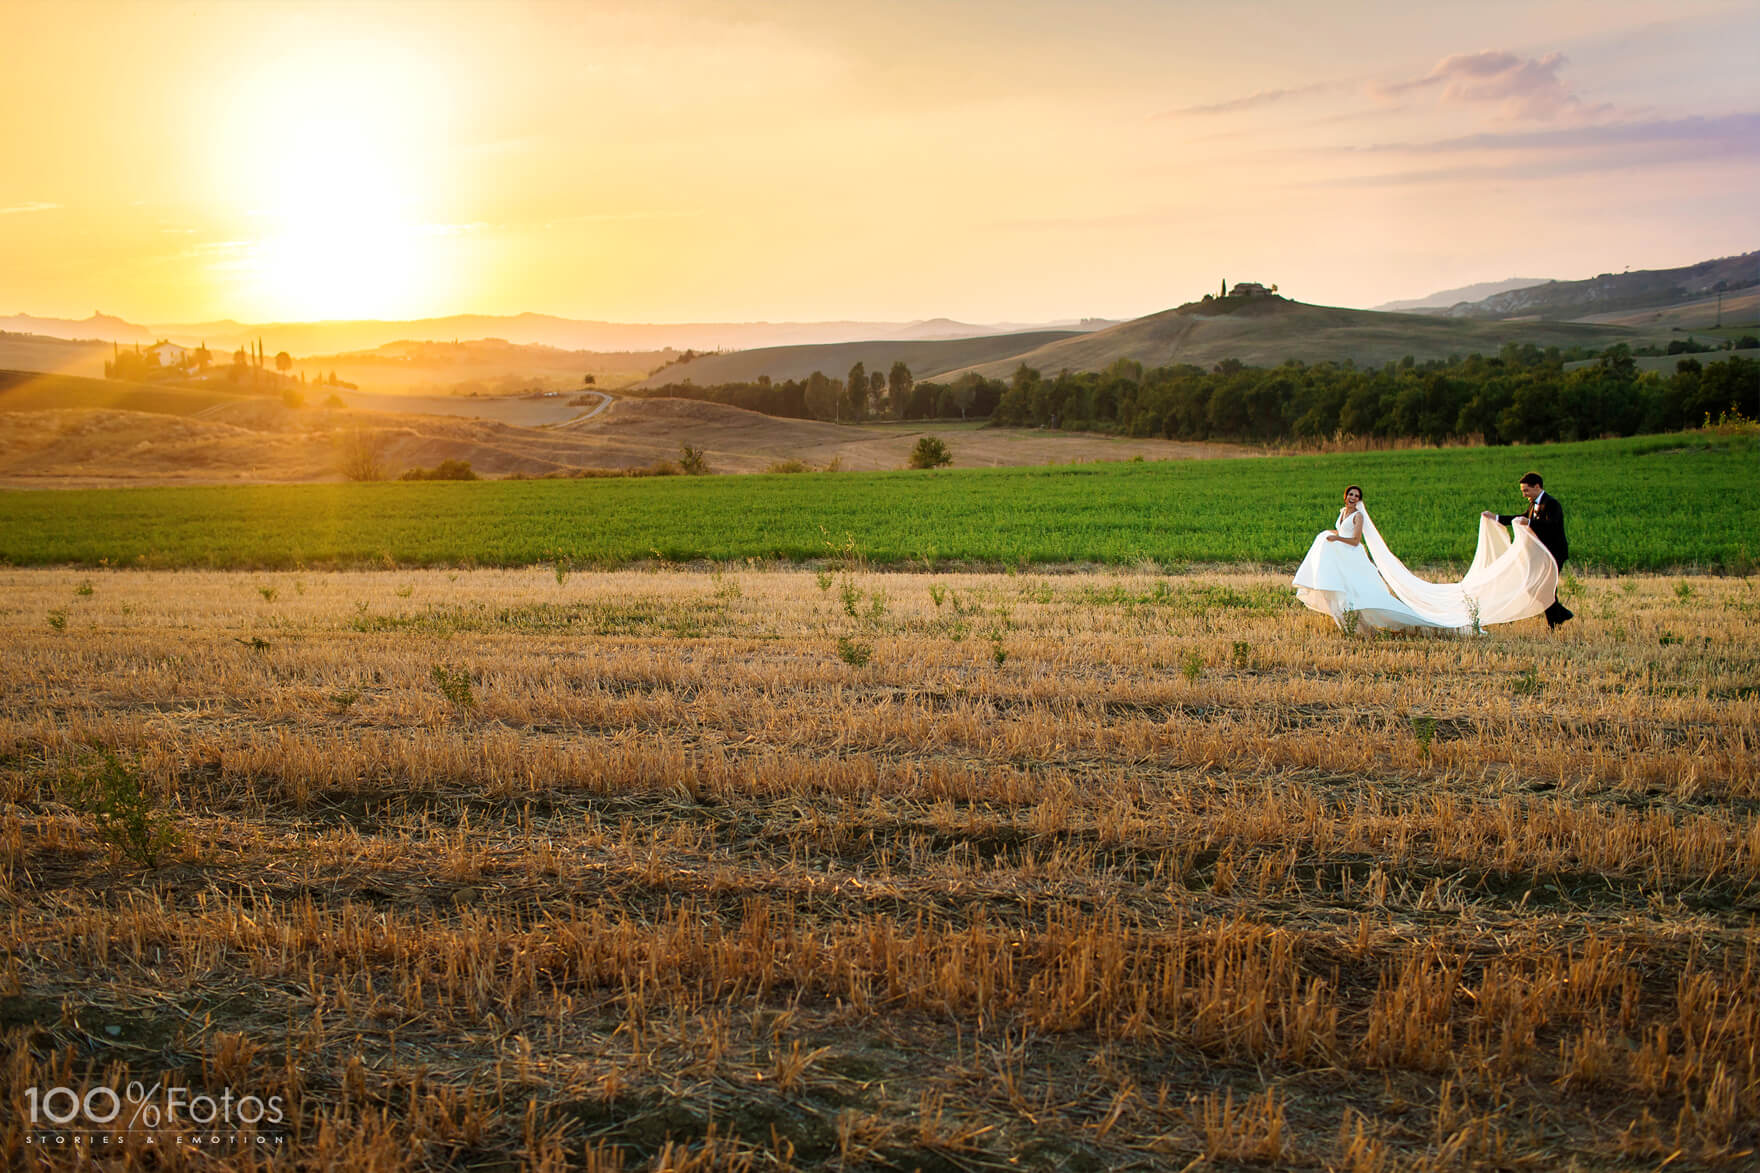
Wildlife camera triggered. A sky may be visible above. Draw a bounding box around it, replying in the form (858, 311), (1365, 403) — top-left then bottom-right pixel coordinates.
(3, 0), (1758, 326)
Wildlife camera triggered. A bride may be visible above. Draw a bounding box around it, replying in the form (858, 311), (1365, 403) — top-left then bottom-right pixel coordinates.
(1293, 484), (1559, 634)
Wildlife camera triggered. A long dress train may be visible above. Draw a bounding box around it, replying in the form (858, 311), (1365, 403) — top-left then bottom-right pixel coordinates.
(1292, 505), (1557, 634)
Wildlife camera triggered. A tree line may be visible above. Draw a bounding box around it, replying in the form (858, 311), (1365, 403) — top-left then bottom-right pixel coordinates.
(629, 358), (1005, 424)
(631, 342), (1759, 446)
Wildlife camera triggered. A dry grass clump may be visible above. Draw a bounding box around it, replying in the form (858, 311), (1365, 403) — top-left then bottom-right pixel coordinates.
(2, 566), (1757, 1169)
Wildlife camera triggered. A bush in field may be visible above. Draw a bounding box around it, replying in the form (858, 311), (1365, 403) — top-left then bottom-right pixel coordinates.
(908, 437), (952, 469)
(62, 752), (180, 868)
(400, 459), (479, 481)
(431, 664), (477, 712)
(337, 429), (390, 481)
(680, 445), (711, 475)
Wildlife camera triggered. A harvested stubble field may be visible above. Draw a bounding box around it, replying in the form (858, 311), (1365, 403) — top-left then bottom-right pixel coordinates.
(2, 565), (1758, 1170)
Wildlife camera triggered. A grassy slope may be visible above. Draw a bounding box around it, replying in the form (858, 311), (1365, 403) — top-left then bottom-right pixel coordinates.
(0, 369), (256, 416)
(1, 431), (1753, 572)
(627, 300), (1647, 389)
(0, 335), (110, 379)
(931, 299), (1643, 381)
(629, 331), (1083, 389)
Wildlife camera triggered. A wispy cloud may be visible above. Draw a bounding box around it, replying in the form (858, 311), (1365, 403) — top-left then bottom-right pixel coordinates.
(1311, 117), (1760, 189)
(0, 201), (60, 215)
(1357, 112), (1760, 155)
(1163, 82), (1339, 118)
(1372, 50), (1601, 121)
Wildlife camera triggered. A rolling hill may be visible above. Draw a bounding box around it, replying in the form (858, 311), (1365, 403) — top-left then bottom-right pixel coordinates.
(0, 332), (112, 379)
(1438, 250), (1760, 320)
(0, 371), (1246, 487)
(0, 369), (259, 416)
(866, 296), (1644, 385)
(630, 330), (1085, 389)
(0, 310), (1105, 357)
(1373, 277), (1551, 312)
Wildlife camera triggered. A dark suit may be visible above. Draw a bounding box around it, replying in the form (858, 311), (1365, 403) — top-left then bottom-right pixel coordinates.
(1499, 492), (1571, 626)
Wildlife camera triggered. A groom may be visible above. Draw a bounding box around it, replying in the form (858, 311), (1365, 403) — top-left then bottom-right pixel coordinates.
(1483, 472), (1572, 629)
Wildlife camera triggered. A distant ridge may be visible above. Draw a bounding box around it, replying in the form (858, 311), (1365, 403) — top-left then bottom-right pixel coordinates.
(647, 294), (1643, 387)
(1374, 278), (1551, 313)
(630, 330), (1086, 389)
(926, 296), (1639, 383)
(1441, 250), (1760, 320)
(0, 312), (155, 345)
(1, 311), (1112, 357)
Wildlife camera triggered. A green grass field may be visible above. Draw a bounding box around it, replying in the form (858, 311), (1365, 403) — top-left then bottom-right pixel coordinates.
(2, 431), (1754, 572)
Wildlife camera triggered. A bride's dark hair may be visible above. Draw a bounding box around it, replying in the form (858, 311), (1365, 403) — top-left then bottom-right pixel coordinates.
(1344, 484), (1363, 499)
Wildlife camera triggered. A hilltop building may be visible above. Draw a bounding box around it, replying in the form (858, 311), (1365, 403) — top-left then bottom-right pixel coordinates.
(1229, 282), (1273, 298)
(148, 340), (188, 367)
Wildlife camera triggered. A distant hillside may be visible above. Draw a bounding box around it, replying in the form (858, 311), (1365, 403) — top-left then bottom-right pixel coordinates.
(1374, 278), (1551, 312)
(1445, 250), (1760, 320)
(0, 313), (154, 344)
(303, 338), (672, 395)
(0, 310), (1104, 357)
(0, 308), (1109, 355)
(149, 314), (1042, 355)
(1572, 288), (1760, 331)
(0, 331), (110, 378)
(0, 370), (256, 416)
(0, 390), (1245, 487)
(631, 330), (1085, 389)
(883, 296), (1642, 384)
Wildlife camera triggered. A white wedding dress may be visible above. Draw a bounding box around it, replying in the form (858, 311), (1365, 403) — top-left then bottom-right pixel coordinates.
(1293, 505), (1558, 634)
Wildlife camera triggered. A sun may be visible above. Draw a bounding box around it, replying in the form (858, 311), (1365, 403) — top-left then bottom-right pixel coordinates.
(211, 46), (455, 321)
(243, 136), (434, 322)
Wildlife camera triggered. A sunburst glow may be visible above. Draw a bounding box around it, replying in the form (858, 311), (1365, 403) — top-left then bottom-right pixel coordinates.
(213, 45), (453, 320)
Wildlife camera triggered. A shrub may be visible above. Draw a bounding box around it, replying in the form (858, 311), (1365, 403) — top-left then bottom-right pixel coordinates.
(680, 445), (711, 475)
(1410, 715), (1437, 759)
(337, 429), (390, 481)
(431, 664), (477, 712)
(400, 459), (479, 481)
(62, 752), (180, 868)
(908, 437), (952, 469)
(836, 637), (873, 667)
